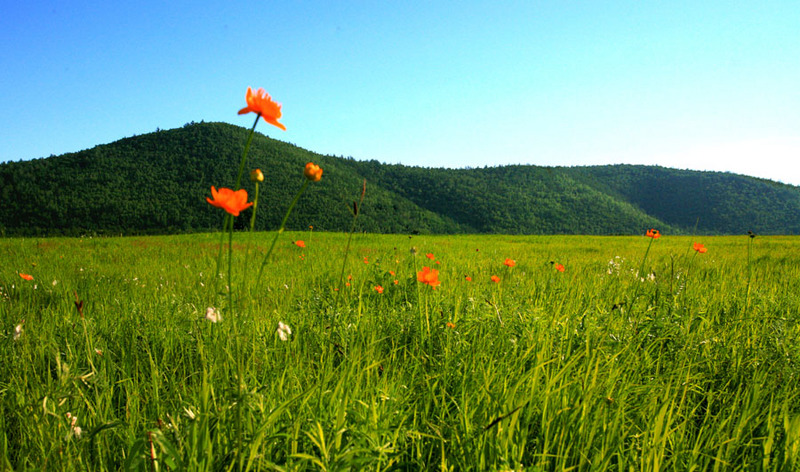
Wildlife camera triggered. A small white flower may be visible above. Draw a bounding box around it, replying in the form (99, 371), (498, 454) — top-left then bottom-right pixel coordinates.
(277, 321), (292, 341)
(65, 412), (82, 439)
(205, 307), (222, 323)
(13, 323), (23, 341)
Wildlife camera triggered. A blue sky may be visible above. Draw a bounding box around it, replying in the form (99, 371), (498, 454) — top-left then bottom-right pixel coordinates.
(2, 1), (799, 184)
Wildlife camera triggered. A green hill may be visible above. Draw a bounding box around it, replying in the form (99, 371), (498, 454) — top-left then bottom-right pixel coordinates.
(1, 122), (798, 236)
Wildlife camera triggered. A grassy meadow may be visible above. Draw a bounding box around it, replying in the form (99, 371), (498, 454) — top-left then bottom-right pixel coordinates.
(2, 231), (800, 470)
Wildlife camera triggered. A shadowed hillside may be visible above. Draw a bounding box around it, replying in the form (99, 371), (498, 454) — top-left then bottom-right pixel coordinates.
(1, 122), (798, 236)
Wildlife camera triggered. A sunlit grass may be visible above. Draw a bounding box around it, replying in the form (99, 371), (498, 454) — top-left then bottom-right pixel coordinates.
(2, 233), (799, 470)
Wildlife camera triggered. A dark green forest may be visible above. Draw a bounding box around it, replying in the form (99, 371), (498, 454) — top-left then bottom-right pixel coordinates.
(2, 122), (799, 236)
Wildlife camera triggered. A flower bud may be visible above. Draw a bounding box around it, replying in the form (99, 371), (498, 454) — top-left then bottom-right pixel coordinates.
(304, 162), (323, 182)
(250, 169), (264, 183)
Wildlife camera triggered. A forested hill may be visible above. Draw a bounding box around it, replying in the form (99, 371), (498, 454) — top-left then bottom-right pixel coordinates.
(2, 122), (799, 236)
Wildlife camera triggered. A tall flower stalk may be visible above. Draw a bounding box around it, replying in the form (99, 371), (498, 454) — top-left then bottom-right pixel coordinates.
(207, 187), (253, 311)
(632, 228), (661, 304)
(333, 179), (367, 313)
(249, 169), (264, 232)
(254, 163), (323, 290)
(212, 88), (287, 305)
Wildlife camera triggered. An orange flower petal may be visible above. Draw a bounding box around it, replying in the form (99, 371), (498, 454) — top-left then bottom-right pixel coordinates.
(239, 87), (286, 131)
(304, 162), (323, 182)
(207, 186), (253, 217)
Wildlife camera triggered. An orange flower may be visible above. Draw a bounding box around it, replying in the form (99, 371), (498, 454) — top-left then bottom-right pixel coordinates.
(393, 279), (399, 285)
(389, 270), (396, 276)
(504, 258), (516, 267)
(417, 266), (441, 288)
(295, 240), (306, 248)
(646, 228), (661, 239)
(490, 275), (500, 283)
(19, 273), (34, 281)
(363, 257), (369, 264)
(464, 275), (472, 282)
(446, 322), (456, 329)
(250, 169), (264, 182)
(207, 187), (253, 216)
(693, 242), (707, 254)
(238, 87), (286, 130)
(555, 263), (565, 272)
(374, 285), (384, 294)
(304, 162), (323, 182)
(426, 253), (435, 260)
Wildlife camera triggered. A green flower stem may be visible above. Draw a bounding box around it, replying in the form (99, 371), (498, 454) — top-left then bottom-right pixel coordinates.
(333, 206), (362, 312)
(632, 237), (656, 304)
(249, 181), (260, 232)
(227, 216), (234, 314)
(233, 116), (260, 191)
(212, 214), (232, 303)
(332, 182), (367, 336)
(255, 180), (310, 289)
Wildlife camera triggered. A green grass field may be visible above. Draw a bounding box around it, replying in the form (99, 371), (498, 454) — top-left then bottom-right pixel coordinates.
(2, 232), (799, 470)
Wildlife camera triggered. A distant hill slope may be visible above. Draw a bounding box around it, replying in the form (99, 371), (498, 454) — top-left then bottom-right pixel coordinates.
(1, 122), (798, 236)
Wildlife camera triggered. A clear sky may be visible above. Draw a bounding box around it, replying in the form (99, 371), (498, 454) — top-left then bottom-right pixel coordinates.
(2, 1), (799, 185)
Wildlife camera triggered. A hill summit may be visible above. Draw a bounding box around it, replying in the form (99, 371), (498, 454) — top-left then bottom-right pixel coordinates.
(2, 122), (799, 236)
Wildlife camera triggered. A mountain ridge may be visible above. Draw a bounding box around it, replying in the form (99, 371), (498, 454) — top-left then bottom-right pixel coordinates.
(1, 121), (798, 236)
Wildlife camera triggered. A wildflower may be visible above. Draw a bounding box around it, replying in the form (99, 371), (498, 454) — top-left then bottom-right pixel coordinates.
(295, 240), (306, 248)
(446, 322), (456, 329)
(393, 280), (399, 285)
(464, 275), (472, 282)
(206, 187), (253, 217)
(250, 168), (264, 182)
(205, 307), (222, 323)
(303, 162), (323, 182)
(65, 413), (82, 439)
(426, 253), (435, 260)
(646, 228), (661, 239)
(389, 270), (396, 276)
(277, 321), (292, 341)
(491, 275), (501, 283)
(504, 258), (516, 267)
(238, 87), (286, 130)
(19, 273), (33, 281)
(363, 257), (369, 264)
(13, 323), (23, 341)
(417, 266), (441, 288)
(693, 242), (707, 254)
(374, 285), (384, 294)
(183, 407), (197, 420)
(555, 263), (565, 272)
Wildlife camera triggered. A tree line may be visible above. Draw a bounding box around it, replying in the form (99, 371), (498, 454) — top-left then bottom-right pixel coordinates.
(2, 122), (799, 237)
